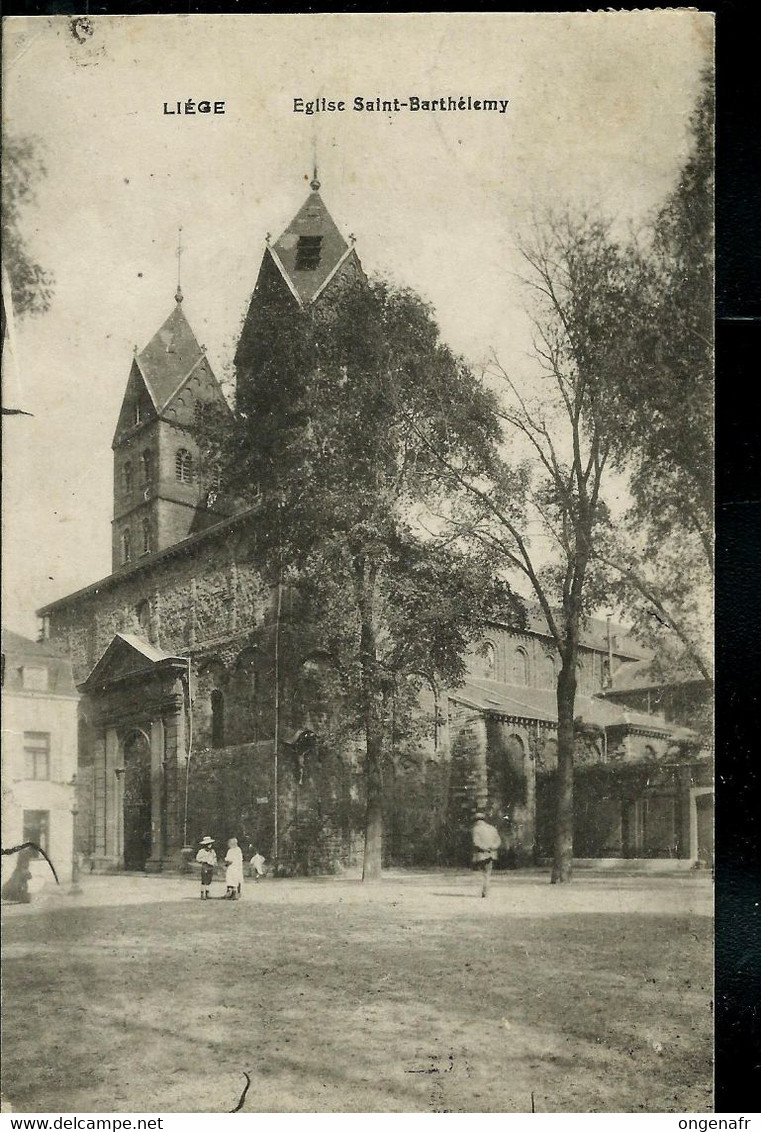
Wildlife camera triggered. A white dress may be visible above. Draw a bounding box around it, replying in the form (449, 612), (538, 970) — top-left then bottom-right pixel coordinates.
(225, 845), (244, 888)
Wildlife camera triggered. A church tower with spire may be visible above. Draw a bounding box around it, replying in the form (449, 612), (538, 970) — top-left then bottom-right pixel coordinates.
(110, 283), (231, 573)
(234, 171), (365, 386)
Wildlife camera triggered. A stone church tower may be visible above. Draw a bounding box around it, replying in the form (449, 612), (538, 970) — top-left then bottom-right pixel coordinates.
(110, 287), (232, 573)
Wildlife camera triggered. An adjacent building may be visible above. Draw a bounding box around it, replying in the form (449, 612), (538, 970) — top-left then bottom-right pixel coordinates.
(1, 630), (79, 889)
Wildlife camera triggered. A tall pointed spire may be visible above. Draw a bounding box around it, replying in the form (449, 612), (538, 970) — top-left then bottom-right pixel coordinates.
(310, 140), (320, 193)
(175, 225), (183, 304)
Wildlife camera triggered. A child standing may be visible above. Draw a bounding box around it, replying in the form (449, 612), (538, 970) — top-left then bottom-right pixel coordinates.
(250, 849), (266, 880)
(195, 836), (217, 900)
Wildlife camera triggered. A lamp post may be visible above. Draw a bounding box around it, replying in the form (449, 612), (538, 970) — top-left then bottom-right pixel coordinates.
(69, 774), (82, 895)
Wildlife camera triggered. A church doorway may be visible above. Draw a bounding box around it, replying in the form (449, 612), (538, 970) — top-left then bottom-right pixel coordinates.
(123, 730), (152, 870)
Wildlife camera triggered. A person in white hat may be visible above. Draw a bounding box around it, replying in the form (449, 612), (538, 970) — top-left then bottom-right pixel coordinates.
(195, 836), (217, 900)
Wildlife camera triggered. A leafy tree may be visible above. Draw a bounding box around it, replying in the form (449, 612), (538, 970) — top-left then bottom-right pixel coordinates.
(217, 278), (520, 880)
(2, 136), (55, 319)
(598, 73), (713, 681)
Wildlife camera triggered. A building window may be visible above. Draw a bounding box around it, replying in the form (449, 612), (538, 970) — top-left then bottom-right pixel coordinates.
(121, 527), (132, 564)
(23, 810), (50, 856)
(141, 517), (151, 555)
(175, 448), (193, 484)
(22, 665), (48, 692)
(543, 652), (556, 689)
(211, 689), (225, 748)
(140, 450), (152, 484)
(24, 732), (51, 780)
(512, 646), (529, 685)
(134, 401), (142, 426)
(295, 235), (322, 271)
(135, 599), (151, 634)
(122, 461), (133, 494)
(481, 642), (496, 678)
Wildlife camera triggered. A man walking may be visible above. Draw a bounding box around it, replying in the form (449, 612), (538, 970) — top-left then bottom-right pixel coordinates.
(471, 811), (501, 898)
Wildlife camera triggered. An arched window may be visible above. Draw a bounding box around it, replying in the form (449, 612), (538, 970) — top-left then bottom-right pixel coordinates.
(511, 645), (529, 685)
(211, 689), (225, 748)
(121, 527), (131, 564)
(576, 660), (585, 693)
(175, 449), (193, 484)
(483, 642), (496, 678)
(543, 652), (556, 688)
(140, 450), (152, 484)
(141, 517), (151, 555)
(133, 401), (142, 426)
(122, 461), (133, 494)
(135, 599), (150, 635)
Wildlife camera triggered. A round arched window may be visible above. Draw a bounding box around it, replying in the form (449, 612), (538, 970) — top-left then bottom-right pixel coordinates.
(175, 449), (193, 484)
(121, 527), (132, 564)
(122, 461), (133, 494)
(512, 646), (529, 685)
(140, 450), (152, 484)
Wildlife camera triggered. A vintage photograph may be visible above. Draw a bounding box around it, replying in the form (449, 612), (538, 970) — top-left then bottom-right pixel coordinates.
(1, 12), (713, 1114)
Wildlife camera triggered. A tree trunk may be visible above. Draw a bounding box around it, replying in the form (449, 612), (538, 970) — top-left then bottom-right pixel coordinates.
(552, 661), (576, 883)
(356, 560), (384, 882)
(362, 725), (384, 881)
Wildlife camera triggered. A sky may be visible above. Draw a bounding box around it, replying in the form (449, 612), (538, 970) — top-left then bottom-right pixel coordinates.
(1, 12), (713, 638)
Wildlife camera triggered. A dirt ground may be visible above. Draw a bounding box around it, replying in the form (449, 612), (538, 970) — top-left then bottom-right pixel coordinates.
(1, 869), (712, 1114)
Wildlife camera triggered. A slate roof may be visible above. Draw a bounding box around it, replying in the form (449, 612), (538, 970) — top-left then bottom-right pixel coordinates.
(2, 627), (78, 694)
(2, 628), (71, 660)
(452, 677), (674, 734)
(114, 633), (178, 664)
(79, 632), (186, 691)
(134, 302), (206, 410)
(270, 189), (351, 306)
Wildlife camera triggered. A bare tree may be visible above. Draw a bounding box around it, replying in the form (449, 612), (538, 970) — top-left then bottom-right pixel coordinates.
(406, 211), (638, 883)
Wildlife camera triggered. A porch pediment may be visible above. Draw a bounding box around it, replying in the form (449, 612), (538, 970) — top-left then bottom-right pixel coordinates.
(78, 632), (186, 692)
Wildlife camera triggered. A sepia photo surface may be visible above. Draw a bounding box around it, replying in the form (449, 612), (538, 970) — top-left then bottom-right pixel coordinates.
(2, 12), (713, 1115)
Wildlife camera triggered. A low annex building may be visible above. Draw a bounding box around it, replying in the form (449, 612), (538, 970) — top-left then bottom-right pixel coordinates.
(36, 180), (711, 874)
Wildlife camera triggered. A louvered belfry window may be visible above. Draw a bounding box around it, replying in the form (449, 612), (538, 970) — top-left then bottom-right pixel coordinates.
(175, 448), (193, 484)
(295, 235), (322, 271)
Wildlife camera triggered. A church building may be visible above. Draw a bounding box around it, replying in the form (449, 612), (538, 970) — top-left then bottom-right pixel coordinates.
(36, 178), (711, 875)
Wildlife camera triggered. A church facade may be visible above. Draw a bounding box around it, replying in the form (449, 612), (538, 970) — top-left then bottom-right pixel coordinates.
(37, 180), (710, 874)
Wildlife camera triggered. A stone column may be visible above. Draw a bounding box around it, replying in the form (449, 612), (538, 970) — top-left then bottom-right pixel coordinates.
(104, 727), (120, 865)
(163, 677), (187, 863)
(146, 718), (165, 868)
(92, 732), (107, 862)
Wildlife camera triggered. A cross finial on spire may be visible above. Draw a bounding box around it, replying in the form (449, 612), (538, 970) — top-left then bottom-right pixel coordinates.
(175, 225), (184, 303)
